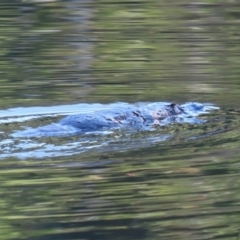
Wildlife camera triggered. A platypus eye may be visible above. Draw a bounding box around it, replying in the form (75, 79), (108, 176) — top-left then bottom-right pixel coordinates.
(169, 103), (184, 114)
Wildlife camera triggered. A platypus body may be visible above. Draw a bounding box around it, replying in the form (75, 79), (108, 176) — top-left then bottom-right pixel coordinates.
(12, 102), (219, 138)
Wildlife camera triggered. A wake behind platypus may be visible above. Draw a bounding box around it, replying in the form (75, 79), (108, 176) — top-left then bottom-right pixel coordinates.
(12, 102), (219, 138)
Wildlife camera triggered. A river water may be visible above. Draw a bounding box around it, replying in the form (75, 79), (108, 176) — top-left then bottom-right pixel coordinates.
(1, 1), (240, 240)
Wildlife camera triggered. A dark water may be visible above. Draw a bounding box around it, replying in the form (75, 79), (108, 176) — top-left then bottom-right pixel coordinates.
(1, 1), (240, 240)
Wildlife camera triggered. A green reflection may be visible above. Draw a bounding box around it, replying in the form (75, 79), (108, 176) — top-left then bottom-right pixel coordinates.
(0, 1), (240, 240)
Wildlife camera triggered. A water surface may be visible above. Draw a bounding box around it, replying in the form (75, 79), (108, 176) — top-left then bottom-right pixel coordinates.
(0, 1), (240, 240)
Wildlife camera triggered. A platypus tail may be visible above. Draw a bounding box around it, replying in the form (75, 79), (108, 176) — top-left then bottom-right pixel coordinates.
(11, 123), (81, 138)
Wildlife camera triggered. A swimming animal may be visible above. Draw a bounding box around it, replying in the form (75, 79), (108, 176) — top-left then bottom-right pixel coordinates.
(12, 102), (219, 138)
